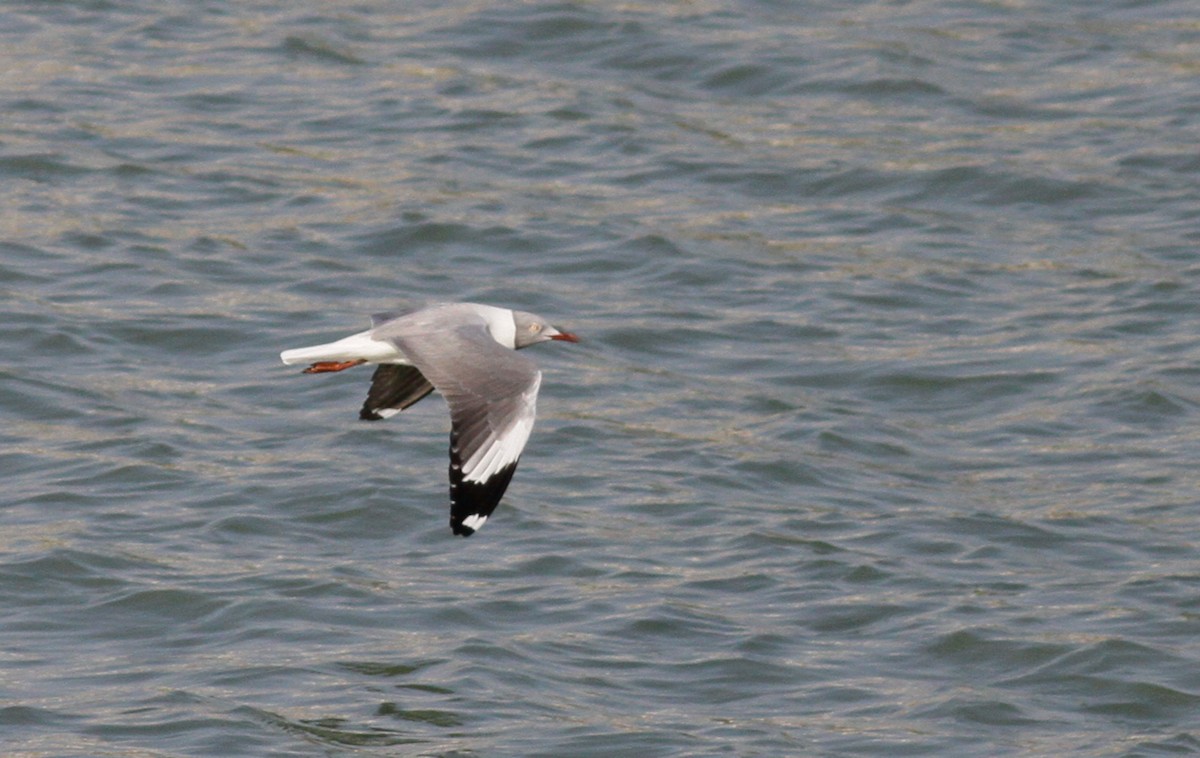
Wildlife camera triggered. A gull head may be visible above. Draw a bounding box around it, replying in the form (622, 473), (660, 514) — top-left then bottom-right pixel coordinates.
(512, 310), (580, 349)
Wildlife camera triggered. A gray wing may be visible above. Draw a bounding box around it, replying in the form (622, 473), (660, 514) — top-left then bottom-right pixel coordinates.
(387, 323), (542, 536)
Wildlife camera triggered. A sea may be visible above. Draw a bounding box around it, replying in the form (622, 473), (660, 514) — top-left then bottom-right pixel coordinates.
(2, 1), (1199, 755)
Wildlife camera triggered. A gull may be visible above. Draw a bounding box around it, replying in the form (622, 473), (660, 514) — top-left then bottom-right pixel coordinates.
(281, 303), (578, 536)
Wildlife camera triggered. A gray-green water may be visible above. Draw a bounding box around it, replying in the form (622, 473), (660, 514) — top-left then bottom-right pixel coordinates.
(3, 2), (1200, 755)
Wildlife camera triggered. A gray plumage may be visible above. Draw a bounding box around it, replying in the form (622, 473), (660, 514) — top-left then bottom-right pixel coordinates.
(281, 302), (578, 536)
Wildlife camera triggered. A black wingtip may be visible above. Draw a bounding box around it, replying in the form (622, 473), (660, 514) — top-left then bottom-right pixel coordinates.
(448, 461), (516, 539)
(359, 403), (384, 421)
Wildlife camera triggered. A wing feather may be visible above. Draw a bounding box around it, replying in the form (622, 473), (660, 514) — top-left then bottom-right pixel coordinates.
(359, 365), (435, 420)
(384, 317), (543, 536)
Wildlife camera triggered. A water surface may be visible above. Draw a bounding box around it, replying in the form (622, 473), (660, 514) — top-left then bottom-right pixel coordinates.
(2, 1), (1199, 755)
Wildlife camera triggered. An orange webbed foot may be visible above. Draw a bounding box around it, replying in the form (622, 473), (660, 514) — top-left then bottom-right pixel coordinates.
(302, 359), (367, 374)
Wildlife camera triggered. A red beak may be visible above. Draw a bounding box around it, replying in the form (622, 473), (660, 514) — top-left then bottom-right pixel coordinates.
(550, 330), (580, 343)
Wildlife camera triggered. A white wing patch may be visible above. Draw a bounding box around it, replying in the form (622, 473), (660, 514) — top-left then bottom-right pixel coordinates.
(461, 372), (541, 484)
(460, 514), (488, 532)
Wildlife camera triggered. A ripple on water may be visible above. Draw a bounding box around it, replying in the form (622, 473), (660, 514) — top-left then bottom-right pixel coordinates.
(3, 0), (1200, 755)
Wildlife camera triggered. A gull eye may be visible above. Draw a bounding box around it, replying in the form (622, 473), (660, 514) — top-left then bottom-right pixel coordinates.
(529, 323), (543, 333)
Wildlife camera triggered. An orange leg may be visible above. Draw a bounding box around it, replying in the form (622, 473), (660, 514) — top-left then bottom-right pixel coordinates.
(302, 359), (367, 374)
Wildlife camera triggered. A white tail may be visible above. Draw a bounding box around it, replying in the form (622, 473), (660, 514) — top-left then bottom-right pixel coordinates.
(280, 331), (405, 365)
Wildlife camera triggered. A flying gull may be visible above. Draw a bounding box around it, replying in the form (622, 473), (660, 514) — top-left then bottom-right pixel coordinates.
(280, 302), (578, 536)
